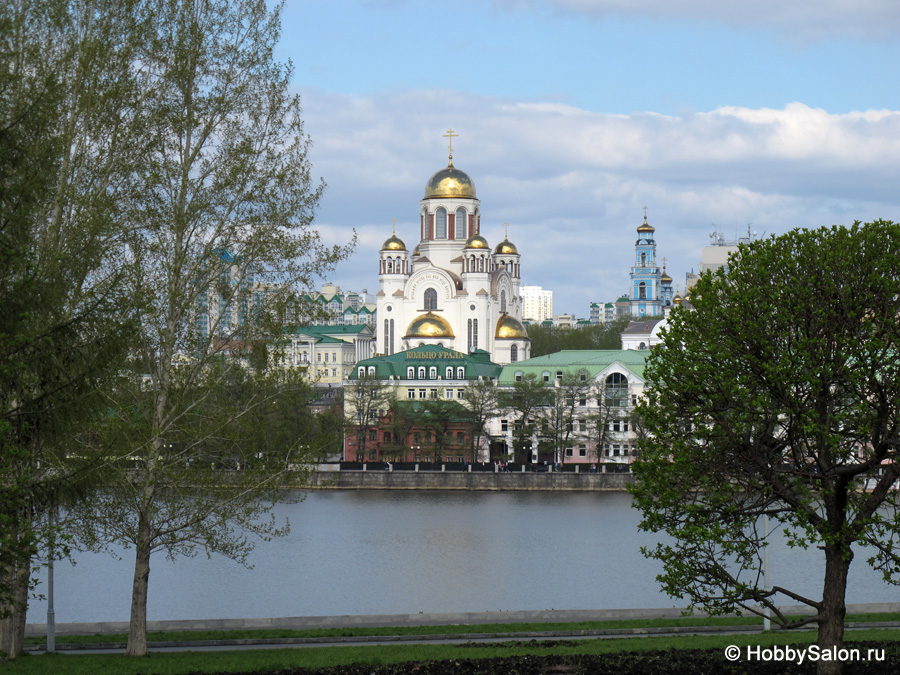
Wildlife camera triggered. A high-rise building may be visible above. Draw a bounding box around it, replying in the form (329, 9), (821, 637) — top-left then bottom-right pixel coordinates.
(521, 285), (553, 323)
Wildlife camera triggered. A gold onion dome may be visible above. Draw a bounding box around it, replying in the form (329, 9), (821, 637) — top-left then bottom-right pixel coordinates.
(660, 269), (672, 283)
(494, 238), (518, 255)
(465, 234), (490, 249)
(382, 233), (407, 251)
(424, 163), (477, 199)
(637, 216), (655, 234)
(404, 312), (455, 339)
(495, 314), (528, 339)
(674, 294), (683, 305)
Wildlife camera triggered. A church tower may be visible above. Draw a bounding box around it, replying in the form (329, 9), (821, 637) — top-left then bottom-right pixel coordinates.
(375, 131), (529, 364)
(629, 212), (663, 317)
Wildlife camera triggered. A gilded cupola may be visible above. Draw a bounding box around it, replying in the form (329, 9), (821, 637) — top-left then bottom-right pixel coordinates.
(494, 237), (518, 255)
(465, 234), (490, 249)
(404, 312), (455, 339)
(495, 314), (528, 339)
(382, 233), (407, 251)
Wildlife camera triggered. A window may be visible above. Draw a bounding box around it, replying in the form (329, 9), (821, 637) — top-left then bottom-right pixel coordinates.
(367, 366), (375, 376)
(579, 445), (587, 457)
(579, 369), (587, 382)
(418, 366), (426, 379)
(457, 389), (464, 398)
(384, 431), (392, 443)
(514, 371), (523, 382)
(446, 366), (453, 379)
(424, 288), (437, 311)
(605, 373), (628, 407)
(407, 366), (415, 379)
(579, 395), (586, 406)
(500, 290), (507, 313)
(435, 207), (447, 238)
(543, 371), (550, 382)
(419, 389), (427, 399)
(612, 420), (621, 432)
(457, 432), (465, 445)
(565, 447), (573, 457)
(510, 344), (518, 362)
(455, 208), (466, 238)
(446, 389), (454, 399)
(386, 259), (393, 273)
(358, 367), (365, 377)
(332, 368), (337, 376)
(429, 388), (437, 399)
(429, 366), (437, 379)
(639, 281), (647, 299)
(501, 419), (508, 432)
(407, 389), (416, 399)
(457, 367), (465, 379)
(556, 371), (563, 381)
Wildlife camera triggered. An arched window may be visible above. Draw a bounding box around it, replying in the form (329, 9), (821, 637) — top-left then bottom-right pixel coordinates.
(424, 288), (437, 310)
(639, 342), (647, 350)
(446, 366), (454, 379)
(389, 319), (395, 355)
(386, 259), (393, 273)
(500, 290), (507, 313)
(542, 371), (550, 382)
(455, 208), (467, 238)
(478, 256), (484, 272)
(640, 251), (647, 266)
(429, 366), (437, 379)
(367, 366), (376, 376)
(639, 281), (647, 299)
(358, 367), (366, 378)
(510, 344), (518, 362)
(457, 366), (465, 379)
(418, 366), (426, 379)
(435, 207), (447, 238)
(407, 366), (415, 379)
(383, 319), (390, 354)
(605, 373), (628, 407)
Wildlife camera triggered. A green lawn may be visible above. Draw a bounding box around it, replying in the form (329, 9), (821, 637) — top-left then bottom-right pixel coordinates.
(7, 627), (900, 675)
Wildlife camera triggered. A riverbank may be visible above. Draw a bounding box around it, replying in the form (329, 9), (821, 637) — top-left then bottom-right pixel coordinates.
(305, 465), (633, 490)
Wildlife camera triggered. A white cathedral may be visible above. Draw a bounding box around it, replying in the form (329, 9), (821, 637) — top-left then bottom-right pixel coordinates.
(375, 133), (530, 365)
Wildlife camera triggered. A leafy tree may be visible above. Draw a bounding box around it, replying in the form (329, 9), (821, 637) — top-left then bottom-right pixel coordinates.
(420, 399), (462, 462)
(0, 0), (147, 657)
(460, 379), (499, 463)
(83, 0), (353, 656)
(499, 374), (550, 463)
(527, 318), (632, 357)
(631, 222), (900, 675)
(382, 399), (422, 462)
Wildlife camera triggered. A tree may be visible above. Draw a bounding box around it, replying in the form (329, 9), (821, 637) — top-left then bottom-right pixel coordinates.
(0, 0), (147, 657)
(344, 375), (391, 461)
(461, 379), (499, 463)
(82, 0), (354, 656)
(526, 318), (632, 357)
(420, 399), (461, 462)
(499, 374), (550, 463)
(630, 222), (900, 675)
(542, 373), (590, 465)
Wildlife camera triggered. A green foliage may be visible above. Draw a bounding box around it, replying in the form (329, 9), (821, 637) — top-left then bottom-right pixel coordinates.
(631, 222), (900, 653)
(527, 318), (632, 357)
(498, 373), (551, 463)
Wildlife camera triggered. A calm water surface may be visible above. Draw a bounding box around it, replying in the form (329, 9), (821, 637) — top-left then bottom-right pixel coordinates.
(27, 490), (897, 623)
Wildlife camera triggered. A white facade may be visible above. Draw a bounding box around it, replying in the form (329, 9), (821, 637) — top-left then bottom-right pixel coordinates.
(521, 285), (553, 322)
(375, 146), (530, 365)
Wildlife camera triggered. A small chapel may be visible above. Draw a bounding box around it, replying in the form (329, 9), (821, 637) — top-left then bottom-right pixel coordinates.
(375, 131), (530, 365)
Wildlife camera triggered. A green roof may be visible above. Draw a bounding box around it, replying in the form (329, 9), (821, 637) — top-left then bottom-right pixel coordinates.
(286, 324), (371, 335)
(350, 345), (501, 381)
(498, 349), (648, 384)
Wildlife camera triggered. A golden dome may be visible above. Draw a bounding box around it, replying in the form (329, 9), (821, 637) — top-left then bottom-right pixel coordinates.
(674, 294), (683, 305)
(404, 312), (455, 339)
(494, 238), (518, 255)
(660, 270), (672, 283)
(424, 164), (477, 199)
(465, 234), (490, 249)
(382, 234), (406, 251)
(495, 314), (528, 339)
(637, 216), (655, 234)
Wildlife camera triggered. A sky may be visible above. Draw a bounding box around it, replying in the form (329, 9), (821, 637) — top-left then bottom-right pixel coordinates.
(278, 0), (900, 315)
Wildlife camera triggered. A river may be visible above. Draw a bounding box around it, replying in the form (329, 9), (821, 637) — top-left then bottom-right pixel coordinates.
(26, 490), (897, 624)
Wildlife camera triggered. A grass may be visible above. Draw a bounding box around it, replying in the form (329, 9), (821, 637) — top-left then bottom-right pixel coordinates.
(22, 612), (900, 646)
(7, 626), (900, 674)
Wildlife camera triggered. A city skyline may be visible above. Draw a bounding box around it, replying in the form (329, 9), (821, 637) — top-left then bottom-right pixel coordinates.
(278, 0), (900, 313)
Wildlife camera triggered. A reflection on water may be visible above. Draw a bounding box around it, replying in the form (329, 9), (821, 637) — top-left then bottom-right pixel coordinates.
(27, 490), (894, 623)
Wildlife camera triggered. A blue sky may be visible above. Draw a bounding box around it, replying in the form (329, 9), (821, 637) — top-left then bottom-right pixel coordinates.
(278, 0), (900, 314)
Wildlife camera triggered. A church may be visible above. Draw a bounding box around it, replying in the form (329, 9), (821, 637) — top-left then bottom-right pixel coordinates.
(376, 132), (530, 365)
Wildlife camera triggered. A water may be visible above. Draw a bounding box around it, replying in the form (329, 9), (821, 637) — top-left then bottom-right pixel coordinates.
(27, 490), (897, 624)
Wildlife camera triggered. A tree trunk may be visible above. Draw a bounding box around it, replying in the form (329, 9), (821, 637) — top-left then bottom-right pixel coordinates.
(817, 542), (852, 675)
(125, 508), (152, 657)
(0, 506), (33, 661)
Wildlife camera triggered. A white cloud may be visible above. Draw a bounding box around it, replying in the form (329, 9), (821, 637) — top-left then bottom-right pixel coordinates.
(300, 88), (900, 313)
(509, 0), (900, 42)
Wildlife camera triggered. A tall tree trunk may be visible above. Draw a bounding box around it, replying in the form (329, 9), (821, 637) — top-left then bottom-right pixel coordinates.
(0, 519), (32, 661)
(125, 508), (152, 657)
(817, 542), (852, 675)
